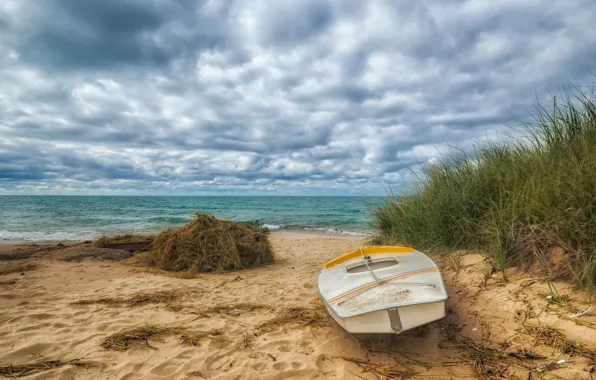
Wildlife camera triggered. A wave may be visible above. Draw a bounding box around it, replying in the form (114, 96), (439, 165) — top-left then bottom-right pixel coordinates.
(0, 222), (371, 242)
(0, 230), (102, 242)
(263, 224), (371, 236)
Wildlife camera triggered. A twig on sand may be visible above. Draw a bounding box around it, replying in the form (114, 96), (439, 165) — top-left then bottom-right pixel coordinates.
(71, 290), (180, 308)
(524, 323), (596, 360)
(255, 307), (329, 334)
(338, 356), (416, 379)
(0, 359), (89, 377)
(101, 325), (226, 351)
(349, 370), (367, 380)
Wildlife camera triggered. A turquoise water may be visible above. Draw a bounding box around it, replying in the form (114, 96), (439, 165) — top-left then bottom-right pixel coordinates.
(0, 196), (376, 241)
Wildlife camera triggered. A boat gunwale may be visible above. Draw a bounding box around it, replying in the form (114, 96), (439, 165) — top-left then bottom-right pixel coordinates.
(323, 246), (414, 269)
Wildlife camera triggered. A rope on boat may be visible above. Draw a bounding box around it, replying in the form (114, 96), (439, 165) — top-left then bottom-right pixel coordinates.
(360, 246), (385, 285)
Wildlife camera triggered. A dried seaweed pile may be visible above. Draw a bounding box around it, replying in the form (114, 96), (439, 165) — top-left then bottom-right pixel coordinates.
(197, 303), (273, 317)
(0, 360), (88, 377)
(101, 326), (227, 351)
(145, 212), (273, 272)
(93, 234), (155, 248)
(255, 307), (329, 334)
(71, 290), (179, 308)
(525, 324), (596, 360)
(0, 262), (38, 276)
(179, 329), (228, 347)
(339, 357), (417, 379)
(101, 326), (180, 351)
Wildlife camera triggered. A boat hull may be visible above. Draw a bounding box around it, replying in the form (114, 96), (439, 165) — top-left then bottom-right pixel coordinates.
(324, 300), (445, 334)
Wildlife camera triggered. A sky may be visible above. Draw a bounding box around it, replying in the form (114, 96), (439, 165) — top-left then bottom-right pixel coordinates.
(1, 0), (595, 196)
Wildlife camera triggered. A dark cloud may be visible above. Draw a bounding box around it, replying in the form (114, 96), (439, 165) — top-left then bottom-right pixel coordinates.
(253, 0), (335, 47)
(1, 0), (596, 194)
(6, 0), (233, 70)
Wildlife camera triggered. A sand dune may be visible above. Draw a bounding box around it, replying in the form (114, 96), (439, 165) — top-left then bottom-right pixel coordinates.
(1, 232), (595, 379)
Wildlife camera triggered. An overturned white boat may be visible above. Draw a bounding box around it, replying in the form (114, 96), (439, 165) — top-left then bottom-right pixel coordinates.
(318, 246), (447, 334)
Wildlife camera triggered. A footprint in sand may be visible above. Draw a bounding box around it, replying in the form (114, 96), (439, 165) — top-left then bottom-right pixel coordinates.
(272, 362), (288, 371)
(150, 350), (195, 376)
(251, 362), (267, 370)
(205, 351), (235, 371)
(25, 313), (54, 321)
(17, 322), (51, 332)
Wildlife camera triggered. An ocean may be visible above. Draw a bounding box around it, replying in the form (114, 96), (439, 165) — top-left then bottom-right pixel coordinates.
(0, 196), (377, 241)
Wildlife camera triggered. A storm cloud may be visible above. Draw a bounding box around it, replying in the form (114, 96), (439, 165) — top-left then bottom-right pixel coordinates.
(1, 0), (595, 194)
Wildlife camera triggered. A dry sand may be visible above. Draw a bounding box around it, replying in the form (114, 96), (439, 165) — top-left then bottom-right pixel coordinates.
(1, 233), (595, 379)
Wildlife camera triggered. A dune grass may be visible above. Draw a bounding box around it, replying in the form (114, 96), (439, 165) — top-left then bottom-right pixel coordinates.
(371, 86), (596, 290)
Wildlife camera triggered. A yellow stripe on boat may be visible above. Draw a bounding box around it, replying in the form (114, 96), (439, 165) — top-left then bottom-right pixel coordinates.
(323, 246), (414, 269)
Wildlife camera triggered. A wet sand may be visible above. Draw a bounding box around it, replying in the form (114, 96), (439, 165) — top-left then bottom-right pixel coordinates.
(0, 232), (595, 379)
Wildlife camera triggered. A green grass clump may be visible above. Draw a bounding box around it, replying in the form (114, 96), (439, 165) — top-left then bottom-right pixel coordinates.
(371, 86), (596, 290)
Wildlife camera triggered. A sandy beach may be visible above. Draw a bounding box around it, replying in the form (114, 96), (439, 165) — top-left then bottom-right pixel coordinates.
(1, 232), (595, 379)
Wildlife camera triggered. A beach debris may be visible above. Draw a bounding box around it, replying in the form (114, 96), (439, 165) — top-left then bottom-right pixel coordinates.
(0, 359), (89, 377)
(569, 306), (592, 318)
(535, 359), (566, 373)
(434, 319), (539, 379)
(93, 234), (155, 249)
(179, 329), (228, 347)
(467, 340), (519, 379)
(0, 262), (38, 276)
(197, 302), (273, 317)
(1, 243), (132, 262)
(507, 352), (546, 360)
(338, 356), (417, 379)
(255, 307), (329, 334)
(0, 279), (17, 286)
(101, 325), (233, 351)
(98, 241), (153, 252)
(57, 247), (133, 262)
(101, 326), (180, 351)
(145, 212), (273, 273)
(194, 303), (329, 334)
(71, 290), (180, 308)
(524, 324), (596, 360)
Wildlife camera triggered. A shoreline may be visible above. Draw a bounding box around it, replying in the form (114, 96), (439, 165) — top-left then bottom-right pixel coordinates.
(0, 230), (365, 255)
(0, 228), (369, 246)
(0, 196), (373, 243)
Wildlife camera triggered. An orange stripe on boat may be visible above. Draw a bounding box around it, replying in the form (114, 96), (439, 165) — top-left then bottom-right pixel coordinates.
(324, 246), (414, 269)
(328, 267), (439, 304)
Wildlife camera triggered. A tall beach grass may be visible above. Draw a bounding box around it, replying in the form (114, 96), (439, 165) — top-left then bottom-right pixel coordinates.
(371, 86), (596, 290)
